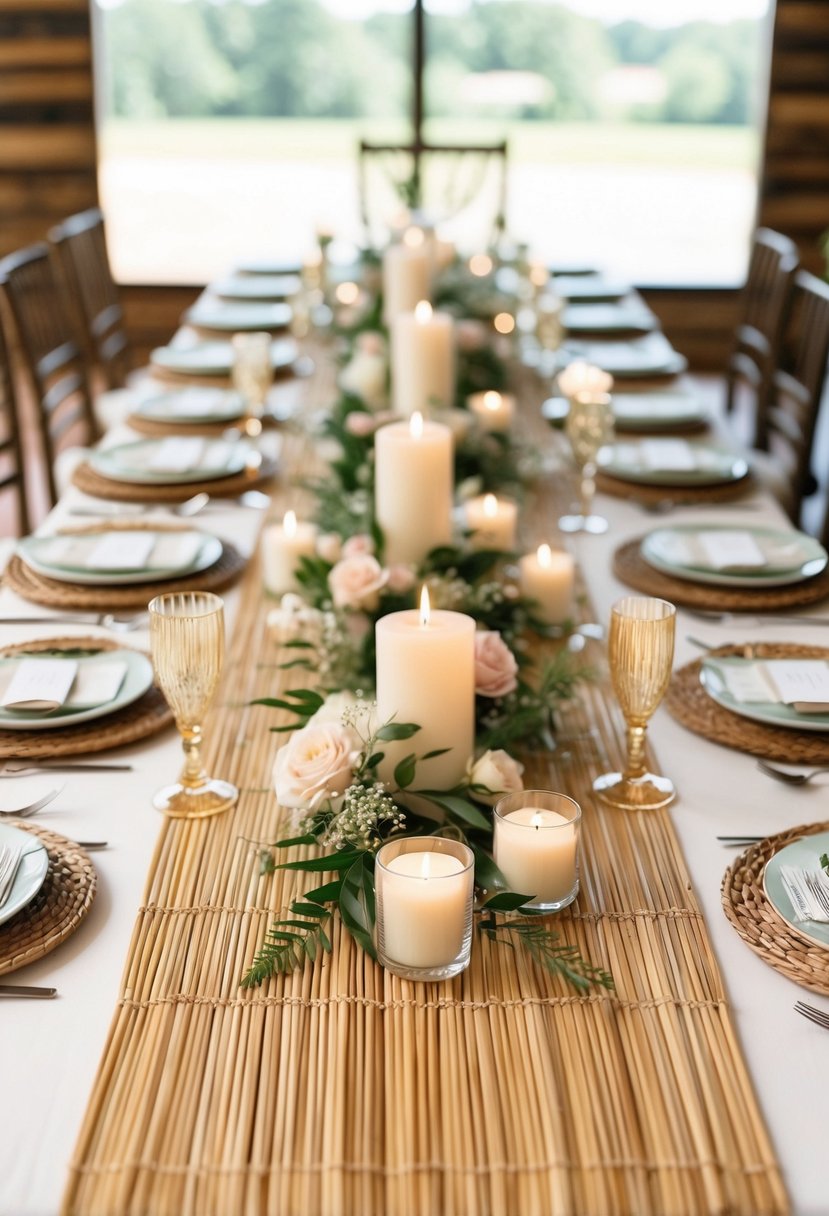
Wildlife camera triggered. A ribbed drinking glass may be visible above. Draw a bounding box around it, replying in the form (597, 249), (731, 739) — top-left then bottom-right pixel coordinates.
(559, 391), (615, 535)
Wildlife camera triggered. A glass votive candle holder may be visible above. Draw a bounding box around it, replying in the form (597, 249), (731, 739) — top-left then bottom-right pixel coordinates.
(493, 790), (581, 913)
(376, 837), (474, 982)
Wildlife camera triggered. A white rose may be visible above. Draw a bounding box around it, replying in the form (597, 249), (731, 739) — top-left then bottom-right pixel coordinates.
(266, 593), (323, 643)
(306, 691), (359, 727)
(328, 554), (388, 611)
(474, 630), (519, 698)
(340, 352), (388, 409)
(273, 720), (359, 809)
(467, 749), (525, 806)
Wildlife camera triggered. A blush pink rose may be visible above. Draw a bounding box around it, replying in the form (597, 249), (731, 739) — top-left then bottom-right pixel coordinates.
(474, 630), (518, 698)
(385, 563), (416, 595)
(273, 721), (359, 809)
(342, 533), (375, 558)
(456, 319), (487, 352)
(356, 330), (385, 356)
(344, 411), (379, 438)
(328, 554), (388, 611)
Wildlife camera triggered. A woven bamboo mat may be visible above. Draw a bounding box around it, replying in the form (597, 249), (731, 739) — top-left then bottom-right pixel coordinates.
(597, 470), (753, 506)
(63, 364), (787, 1216)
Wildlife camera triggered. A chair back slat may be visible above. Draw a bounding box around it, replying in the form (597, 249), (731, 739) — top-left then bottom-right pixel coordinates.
(0, 242), (97, 509)
(49, 208), (130, 390)
(0, 299), (30, 535)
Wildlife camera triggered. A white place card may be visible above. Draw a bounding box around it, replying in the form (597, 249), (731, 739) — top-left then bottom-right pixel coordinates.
(696, 530), (767, 571)
(640, 439), (697, 472)
(86, 533), (157, 571)
(718, 663), (773, 705)
(200, 441), (236, 472)
(160, 389), (230, 418)
(66, 660), (127, 708)
(1, 659), (78, 712)
(146, 438), (206, 473)
(764, 660), (829, 713)
(148, 533), (204, 570)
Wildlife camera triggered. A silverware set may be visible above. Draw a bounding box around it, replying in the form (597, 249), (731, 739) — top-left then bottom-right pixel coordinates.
(794, 1001), (829, 1030)
(0, 761), (133, 778)
(0, 612), (147, 632)
(0, 841), (26, 905)
(66, 488), (270, 520)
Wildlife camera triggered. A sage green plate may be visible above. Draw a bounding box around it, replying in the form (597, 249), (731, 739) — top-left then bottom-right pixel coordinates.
(0, 823), (49, 928)
(763, 831), (829, 952)
(554, 275), (629, 302)
(562, 333), (688, 378)
(234, 257), (302, 276)
(184, 300), (292, 332)
(0, 648), (153, 731)
(611, 390), (708, 430)
(90, 439), (250, 485)
(641, 525), (827, 588)
(213, 274), (301, 301)
(149, 338), (297, 376)
(563, 304), (657, 334)
(136, 389), (244, 425)
(700, 656), (829, 734)
(17, 530), (223, 587)
(602, 440), (748, 486)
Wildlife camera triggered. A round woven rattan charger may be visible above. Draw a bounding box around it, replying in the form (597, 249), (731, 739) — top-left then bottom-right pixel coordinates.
(665, 643), (829, 764)
(0, 636), (172, 759)
(126, 412), (282, 439)
(613, 536), (829, 611)
(71, 455), (277, 503)
(722, 821), (829, 996)
(5, 539), (246, 612)
(0, 821), (96, 977)
(597, 470), (753, 506)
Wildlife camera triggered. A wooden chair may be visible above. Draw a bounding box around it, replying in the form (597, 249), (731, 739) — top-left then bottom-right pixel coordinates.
(0, 242), (98, 509)
(49, 207), (130, 390)
(725, 228), (799, 448)
(755, 270), (829, 525)
(0, 302), (29, 536)
(358, 140), (508, 247)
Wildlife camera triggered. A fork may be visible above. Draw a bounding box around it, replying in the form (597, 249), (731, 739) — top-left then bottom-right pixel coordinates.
(756, 761), (829, 786)
(794, 1000), (829, 1030)
(0, 762), (133, 778)
(0, 787), (62, 817)
(0, 612), (147, 632)
(0, 843), (21, 906)
(67, 492), (209, 519)
(685, 609), (828, 627)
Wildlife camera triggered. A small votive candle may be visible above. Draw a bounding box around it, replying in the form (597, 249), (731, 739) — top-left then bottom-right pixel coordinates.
(262, 510), (317, 595)
(493, 790), (581, 912)
(465, 493), (517, 550)
(467, 390), (515, 433)
(519, 543), (575, 625)
(376, 837), (474, 980)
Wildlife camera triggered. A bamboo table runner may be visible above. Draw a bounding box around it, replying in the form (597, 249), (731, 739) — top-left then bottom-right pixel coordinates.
(63, 359), (787, 1216)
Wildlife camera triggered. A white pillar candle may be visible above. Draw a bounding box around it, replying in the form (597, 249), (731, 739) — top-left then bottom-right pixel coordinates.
(376, 844), (474, 970)
(494, 806), (578, 906)
(262, 510), (318, 595)
(391, 301), (455, 417)
(375, 589), (475, 791)
(374, 412), (453, 566)
(467, 390), (515, 433)
(464, 493), (517, 550)
(558, 360), (614, 400)
(383, 234), (431, 326)
(519, 543), (575, 624)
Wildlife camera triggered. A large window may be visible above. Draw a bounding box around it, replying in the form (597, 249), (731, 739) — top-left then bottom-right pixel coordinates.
(94, 0), (771, 285)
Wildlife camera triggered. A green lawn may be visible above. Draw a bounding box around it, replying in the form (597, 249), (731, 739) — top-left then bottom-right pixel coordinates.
(100, 117), (757, 173)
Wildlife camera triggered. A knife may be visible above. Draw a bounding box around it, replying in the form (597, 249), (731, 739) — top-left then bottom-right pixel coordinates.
(0, 985), (57, 999)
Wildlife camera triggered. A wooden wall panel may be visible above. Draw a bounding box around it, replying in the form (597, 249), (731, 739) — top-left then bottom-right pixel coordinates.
(758, 0), (829, 275)
(0, 0), (98, 261)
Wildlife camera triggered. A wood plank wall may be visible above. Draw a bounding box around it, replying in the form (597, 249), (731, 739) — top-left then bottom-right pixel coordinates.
(0, 0), (98, 256)
(758, 0), (829, 275)
(0, 1), (824, 371)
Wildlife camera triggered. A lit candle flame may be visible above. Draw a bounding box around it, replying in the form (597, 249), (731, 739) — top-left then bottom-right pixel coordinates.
(403, 226), (425, 248)
(483, 493), (498, 518)
(410, 410), (424, 439)
(283, 509), (297, 537)
(419, 584), (431, 626)
(483, 391), (501, 411)
(414, 300), (433, 324)
(537, 542), (552, 567)
(419, 852), (432, 878)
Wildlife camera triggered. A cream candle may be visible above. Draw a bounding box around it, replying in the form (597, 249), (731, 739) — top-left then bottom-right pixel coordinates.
(375, 588), (475, 791)
(376, 838), (474, 978)
(519, 544), (575, 624)
(467, 390), (515, 433)
(262, 510), (318, 595)
(374, 411), (453, 565)
(465, 493), (517, 550)
(382, 233), (431, 326)
(391, 300), (456, 417)
(493, 791), (581, 911)
(558, 360), (614, 400)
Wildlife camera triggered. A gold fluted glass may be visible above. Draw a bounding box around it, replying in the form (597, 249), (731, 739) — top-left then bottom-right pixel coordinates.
(149, 591), (238, 819)
(593, 595), (677, 810)
(559, 391), (615, 535)
(231, 331), (272, 437)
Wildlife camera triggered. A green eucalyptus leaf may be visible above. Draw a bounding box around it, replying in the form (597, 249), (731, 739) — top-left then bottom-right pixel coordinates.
(376, 722), (421, 742)
(416, 791), (491, 831)
(393, 753), (417, 789)
(481, 891), (536, 912)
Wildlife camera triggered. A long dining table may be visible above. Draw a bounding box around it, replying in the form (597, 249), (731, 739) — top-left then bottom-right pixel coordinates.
(0, 275), (826, 1216)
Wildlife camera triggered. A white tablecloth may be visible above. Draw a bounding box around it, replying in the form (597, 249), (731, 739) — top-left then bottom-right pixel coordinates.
(1, 425), (827, 1216)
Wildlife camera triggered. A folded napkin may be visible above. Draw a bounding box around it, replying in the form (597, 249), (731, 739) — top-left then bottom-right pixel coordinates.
(639, 439), (698, 472)
(33, 531), (204, 574)
(718, 659), (829, 714)
(0, 657), (127, 714)
(780, 865), (829, 922)
(144, 388), (236, 419)
(695, 531), (767, 571)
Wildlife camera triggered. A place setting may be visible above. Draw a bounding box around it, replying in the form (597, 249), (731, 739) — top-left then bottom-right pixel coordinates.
(614, 521), (829, 610)
(71, 434), (279, 503)
(148, 334), (298, 383)
(182, 296), (293, 336)
(597, 435), (753, 506)
(560, 330), (688, 380)
(562, 300), (658, 336)
(211, 272), (302, 302)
